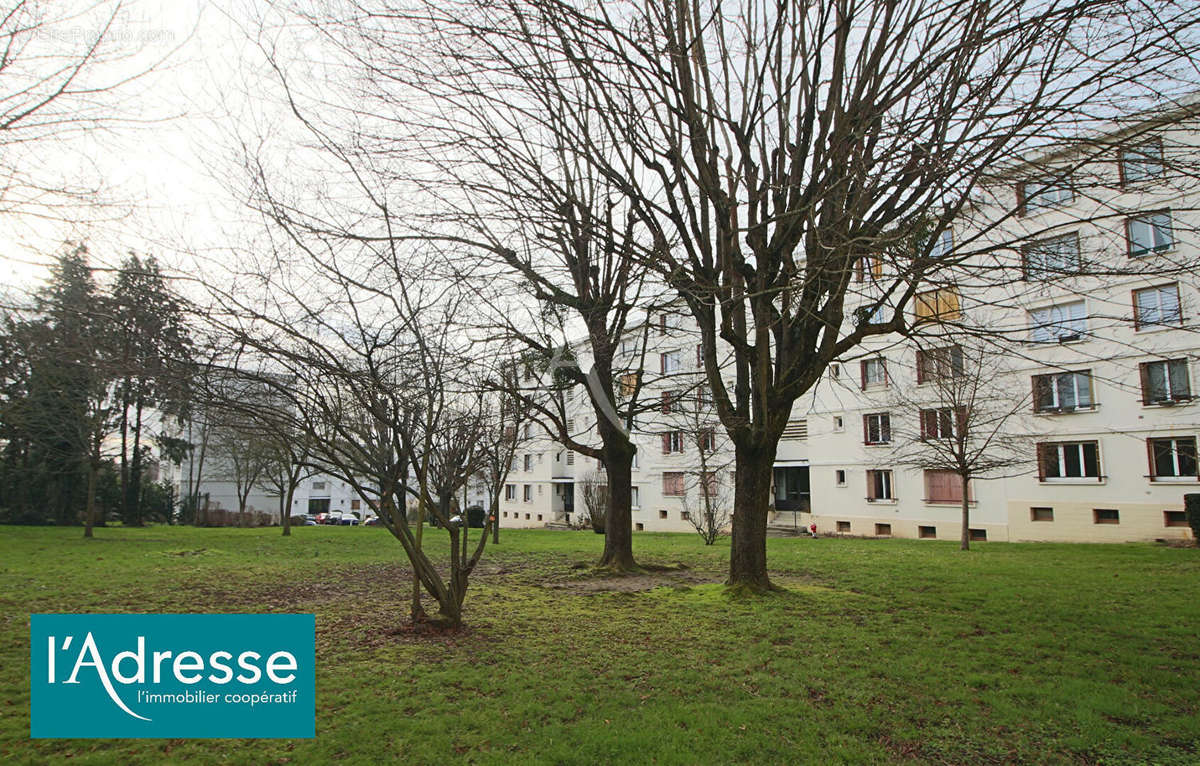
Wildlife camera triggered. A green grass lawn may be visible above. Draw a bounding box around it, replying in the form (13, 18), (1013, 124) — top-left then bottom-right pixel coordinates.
(1, 526), (1197, 765)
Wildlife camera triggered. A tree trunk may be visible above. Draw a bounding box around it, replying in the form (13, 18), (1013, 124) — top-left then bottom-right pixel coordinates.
(960, 473), (971, 551)
(728, 440), (777, 593)
(597, 446), (637, 571)
(126, 395), (145, 525)
(280, 490), (291, 536)
(411, 499), (428, 623)
(83, 459), (98, 539)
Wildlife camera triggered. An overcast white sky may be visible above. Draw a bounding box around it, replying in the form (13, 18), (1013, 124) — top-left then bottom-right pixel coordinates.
(0, 0), (280, 291)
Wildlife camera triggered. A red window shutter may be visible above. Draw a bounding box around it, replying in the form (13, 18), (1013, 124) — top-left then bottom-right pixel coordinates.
(860, 360), (868, 390)
(956, 406), (968, 434)
(1016, 182), (1026, 216)
(661, 433), (670, 454)
(1036, 444), (1050, 480)
(660, 353), (666, 374)
(862, 415), (870, 444)
(661, 392), (671, 414)
(916, 350), (926, 384)
(1146, 439), (1157, 478)
(1138, 363), (1151, 403)
(1131, 288), (1141, 330)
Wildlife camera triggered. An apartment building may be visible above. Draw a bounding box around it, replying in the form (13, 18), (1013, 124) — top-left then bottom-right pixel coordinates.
(500, 102), (1199, 542)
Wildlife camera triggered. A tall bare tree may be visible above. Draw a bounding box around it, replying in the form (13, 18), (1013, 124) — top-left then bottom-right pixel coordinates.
(392, 0), (1200, 591)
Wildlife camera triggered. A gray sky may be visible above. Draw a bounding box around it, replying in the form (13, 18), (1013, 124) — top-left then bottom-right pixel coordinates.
(0, 0), (266, 289)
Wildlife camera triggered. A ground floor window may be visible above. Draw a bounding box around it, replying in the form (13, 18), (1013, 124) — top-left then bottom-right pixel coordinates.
(866, 469), (894, 500)
(1148, 437), (1198, 480)
(1038, 441), (1101, 480)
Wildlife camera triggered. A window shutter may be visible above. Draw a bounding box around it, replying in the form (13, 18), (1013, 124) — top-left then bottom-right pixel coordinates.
(1036, 444), (1049, 480)
(860, 361), (867, 389)
(916, 350), (927, 384)
(862, 415), (870, 444)
(1016, 182), (1026, 216)
(1138, 363), (1152, 403)
(866, 471), (877, 500)
(696, 344), (703, 368)
(942, 289), (961, 320)
(661, 392), (671, 414)
(956, 406), (968, 435)
(661, 433), (670, 454)
(1146, 439), (1158, 479)
(659, 354), (666, 374)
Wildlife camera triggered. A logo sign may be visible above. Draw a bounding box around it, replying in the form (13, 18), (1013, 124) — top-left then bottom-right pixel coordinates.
(31, 614), (314, 738)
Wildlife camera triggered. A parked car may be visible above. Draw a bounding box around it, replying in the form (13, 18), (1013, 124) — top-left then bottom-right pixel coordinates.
(338, 514), (359, 526)
(314, 512), (330, 525)
(364, 516), (382, 526)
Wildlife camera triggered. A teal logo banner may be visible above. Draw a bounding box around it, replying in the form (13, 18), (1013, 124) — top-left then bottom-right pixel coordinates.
(31, 614), (315, 738)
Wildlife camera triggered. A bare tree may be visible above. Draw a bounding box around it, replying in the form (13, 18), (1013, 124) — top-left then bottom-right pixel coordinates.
(577, 468), (608, 533)
(396, 0), (1200, 591)
(0, 1), (176, 225)
(888, 342), (1034, 550)
(255, 425), (312, 536)
(210, 419), (271, 519)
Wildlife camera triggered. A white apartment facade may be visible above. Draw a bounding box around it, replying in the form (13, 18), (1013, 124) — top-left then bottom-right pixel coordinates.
(499, 102), (1199, 543)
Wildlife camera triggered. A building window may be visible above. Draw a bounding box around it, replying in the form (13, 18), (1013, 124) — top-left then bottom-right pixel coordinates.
(620, 337), (636, 355)
(866, 469), (894, 501)
(924, 470), (967, 503)
(537, 514), (543, 521)
(1093, 508), (1120, 524)
(566, 450), (575, 465)
(661, 431), (685, 454)
(1020, 175), (1073, 213)
(830, 363), (841, 379)
(1140, 359), (1192, 404)
(658, 509), (669, 519)
(855, 255), (884, 282)
(522, 485), (532, 502)
(916, 345), (964, 383)
(630, 486), (640, 508)
(1121, 139), (1163, 184)
(523, 423), (533, 438)
(875, 523), (892, 536)
(914, 287), (962, 323)
(660, 352), (682, 374)
(1031, 507), (1054, 522)
(1148, 437), (1198, 480)
(835, 469), (846, 487)
(781, 420), (808, 441)
(1028, 300), (1086, 343)
(860, 357), (887, 388)
(661, 390), (677, 414)
(969, 529), (987, 541)
(1038, 441), (1101, 480)
(833, 415), (844, 432)
(537, 485), (543, 495)
(1022, 233), (1081, 279)
(698, 428), (716, 452)
(618, 373), (639, 396)
(525, 513), (531, 520)
(918, 526), (937, 539)
(1126, 211), (1173, 256)
(920, 407), (961, 440)
(312, 481), (326, 491)
(1164, 510), (1188, 527)
(662, 472), (685, 496)
(863, 413), (891, 445)
(836, 520), (851, 533)
(696, 384), (711, 408)
(635, 522), (644, 531)
(504, 484), (516, 501)
(1132, 284), (1182, 329)
(351, 499), (361, 510)
(1032, 370), (1094, 412)
(927, 229), (954, 260)
(523, 454), (532, 472)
